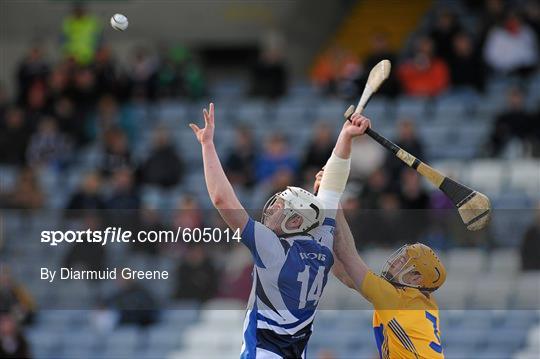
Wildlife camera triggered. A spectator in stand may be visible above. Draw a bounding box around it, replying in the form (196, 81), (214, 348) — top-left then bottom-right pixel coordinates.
(486, 87), (533, 157)
(0, 107), (30, 166)
(174, 245), (219, 302)
(350, 135), (386, 181)
(398, 36), (450, 97)
(262, 168), (296, 206)
(107, 279), (158, 327)
(24, 83), (50, 132)
(65, 172), (105, 211)
(0, 314), (31, 358)
(477, 0), (507, 46)
(1, 167), (44, 210)
(63, 214), (106, 273)
(217, 245), (253, 302)
(399, 168), (430, 210)
(105, 168), (140, 210)
(483, 12), (539, 76)
(47, 62), (71, 104)
(139, 127), (184, 189)
(224, 126), (257, 189)
(172, 195), (204, 230)
(70, 67), (98, 115)
(385, 119), (425, 188)
(93, 46), (123, 99)
(311, 46), (359, 95)
(16, 46), (50, 106)
(523, 0), (540, 38)
(0, 267), (36, 325)
(100, 128), (132, 177)
(520, 202), (540, 270)
(359, 167), (390, 209)
(448, 32), (486, 93)
(364, 192), (405, 247)
(362, 32), (400, 98)
(430, 8), (463, 63)
(53, 96), (87, 147)
(130, 47), (159, 101)
(301, 122), (334, 176)
(255, 133), (297, 183)
(26, 117), (72, 170)
(0, 83), (7, 117)
(250, 44), (288, 99)
(61, 3), (102, 65)
(91, 95), (136, 144)
(132, 207), (167, 255)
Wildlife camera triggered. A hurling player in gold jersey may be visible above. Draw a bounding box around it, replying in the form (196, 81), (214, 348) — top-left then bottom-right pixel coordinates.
(315, 170), (447, 359)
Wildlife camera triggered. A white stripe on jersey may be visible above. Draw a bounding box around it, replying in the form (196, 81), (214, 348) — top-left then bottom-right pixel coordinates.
(256, 311), (316, 335)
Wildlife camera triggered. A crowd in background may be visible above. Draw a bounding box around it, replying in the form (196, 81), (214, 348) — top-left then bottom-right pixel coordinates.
(1, 1), (540, 353)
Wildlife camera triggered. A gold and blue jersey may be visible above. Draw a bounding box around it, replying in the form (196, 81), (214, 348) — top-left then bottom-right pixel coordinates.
(361, 271), (444, 359)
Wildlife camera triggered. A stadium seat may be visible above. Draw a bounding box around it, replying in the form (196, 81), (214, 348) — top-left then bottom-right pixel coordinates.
(396, 96), (428, 120)
(508, 161), (540, 197)
(430, 160), (465, 182)
(444, 328), (485, 349)
(433, 94), (469, 121)
(362, 98), (389, 122)
(444, 347), (477, 359)
(436, 277), (472, 309)
(487, 327), (529, 353)
(148, 326), (183, 351)
(488, 249), (520, 274)
(470, 274), (513, 308)
(315, 99), (347, 122)
(447, 249), (487, 274)
(363, 249), (394, 270)
(235, 101), (268, 122)
(159, 102), (189, 125)
(467, 160), (505, 196)
(513, 273), (540, 309)
(199, 308), (245, 324)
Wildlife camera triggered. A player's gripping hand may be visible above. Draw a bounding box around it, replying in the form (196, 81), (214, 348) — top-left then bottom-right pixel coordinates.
(313, 169), (324, 194)
(342, 113), (371, 138)
(190, 103), (215, 144)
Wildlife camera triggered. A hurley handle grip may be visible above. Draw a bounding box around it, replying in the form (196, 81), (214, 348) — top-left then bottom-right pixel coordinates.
(344, 105), (399, 154)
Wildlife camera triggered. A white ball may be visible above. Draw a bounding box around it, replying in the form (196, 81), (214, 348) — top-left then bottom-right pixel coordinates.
(110, 13), (128, 31)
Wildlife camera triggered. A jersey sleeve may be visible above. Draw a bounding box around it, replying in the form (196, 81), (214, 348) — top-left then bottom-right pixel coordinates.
(240, 217), (286, 268)
(360, 271), (403, 311)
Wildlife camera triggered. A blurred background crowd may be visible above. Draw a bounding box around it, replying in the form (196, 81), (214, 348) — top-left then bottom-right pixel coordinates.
(1, 0), (539, 358)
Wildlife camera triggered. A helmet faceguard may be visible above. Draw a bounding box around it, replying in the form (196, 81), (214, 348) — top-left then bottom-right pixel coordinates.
(381, 243), (446, 292)
(262, 187), (324, 237)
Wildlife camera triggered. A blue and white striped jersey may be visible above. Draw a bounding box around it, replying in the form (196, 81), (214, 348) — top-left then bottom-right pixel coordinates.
(239, 216), (335, 359)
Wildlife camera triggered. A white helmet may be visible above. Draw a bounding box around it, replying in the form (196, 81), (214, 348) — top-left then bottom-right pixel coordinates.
(262, 186), (324, 236)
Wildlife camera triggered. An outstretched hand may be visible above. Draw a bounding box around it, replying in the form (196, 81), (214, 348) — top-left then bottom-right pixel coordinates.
(190, 103), (215, 144)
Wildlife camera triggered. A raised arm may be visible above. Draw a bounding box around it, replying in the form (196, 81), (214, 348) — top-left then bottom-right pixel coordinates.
(316, 114), (370, 218)
(313, 170), (369, 292)
(334, 207), (370, 294)
(190, 103), (249, 231)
